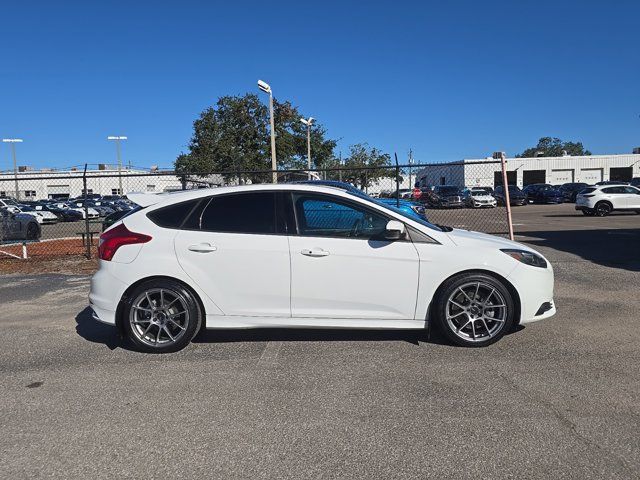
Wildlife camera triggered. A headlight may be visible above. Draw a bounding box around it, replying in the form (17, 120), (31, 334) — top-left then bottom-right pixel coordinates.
(501, 249), (547, 268)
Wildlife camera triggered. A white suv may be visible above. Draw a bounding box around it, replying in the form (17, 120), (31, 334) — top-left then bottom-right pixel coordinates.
(575, 184), (640, 216)
(89, 184), (555, 352)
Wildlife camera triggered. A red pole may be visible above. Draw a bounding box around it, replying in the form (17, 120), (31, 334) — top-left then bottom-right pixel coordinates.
(495, 152), (514, 240)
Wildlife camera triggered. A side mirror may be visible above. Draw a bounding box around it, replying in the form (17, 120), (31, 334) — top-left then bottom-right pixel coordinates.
(384, 220), (406, 240)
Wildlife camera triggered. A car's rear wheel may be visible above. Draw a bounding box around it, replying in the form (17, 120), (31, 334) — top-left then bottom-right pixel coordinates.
(123, 279), (202, 353)
(595, 202), (612, 217)
(433, 273), (515, 347)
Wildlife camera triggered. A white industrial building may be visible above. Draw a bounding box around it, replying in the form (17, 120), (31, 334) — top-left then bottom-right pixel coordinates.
(0, 168), (185, 200)
(415, 152), (640, 189)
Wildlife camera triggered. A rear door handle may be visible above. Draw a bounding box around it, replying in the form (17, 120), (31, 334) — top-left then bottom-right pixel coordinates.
(188, 243), (217, 253)
(301, 248), (330, 257)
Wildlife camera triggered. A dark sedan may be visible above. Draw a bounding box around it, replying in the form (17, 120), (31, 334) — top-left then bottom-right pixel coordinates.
(559, 182), (589, 202)
(522, 184), (565, 204)
(427, 186), (466, 208)
(494, 185), (527, 206)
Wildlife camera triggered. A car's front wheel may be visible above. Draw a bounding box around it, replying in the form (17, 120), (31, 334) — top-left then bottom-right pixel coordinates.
(432, 273), (515, 347)
(122, 279), (202, 353)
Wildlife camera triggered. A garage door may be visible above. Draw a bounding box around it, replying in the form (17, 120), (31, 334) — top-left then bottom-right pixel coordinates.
(550, 169), (574, 184)
(610, 167), (633, 182)
(523, 170), (546, 186)
(580, 168), (603, 184)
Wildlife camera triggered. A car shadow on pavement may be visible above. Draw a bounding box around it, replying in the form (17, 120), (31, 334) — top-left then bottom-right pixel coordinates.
(75, 306), (129, 351)
(518, 228), (640, 272)
(74, 307), (526, 350)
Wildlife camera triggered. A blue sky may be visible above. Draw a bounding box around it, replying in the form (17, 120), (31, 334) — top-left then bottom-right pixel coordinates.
(1, 0), (639, 170)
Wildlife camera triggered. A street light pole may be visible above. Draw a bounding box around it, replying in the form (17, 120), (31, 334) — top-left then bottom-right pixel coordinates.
(300, 117), (314, 179)
(2, 138), (23, 201)
(258, 80), (277, 183)
(107, 136), (127, 194)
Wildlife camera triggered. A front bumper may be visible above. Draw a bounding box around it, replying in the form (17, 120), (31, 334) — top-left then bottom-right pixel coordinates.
(507, 261), (556, 324)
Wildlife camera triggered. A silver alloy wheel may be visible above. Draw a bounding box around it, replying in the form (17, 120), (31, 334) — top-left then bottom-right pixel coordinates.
(445, 282), (508, 342)
(129, 288), (190, 347)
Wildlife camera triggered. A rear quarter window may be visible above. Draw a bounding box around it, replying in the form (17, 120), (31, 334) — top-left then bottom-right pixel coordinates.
(146, 199), (202, 229)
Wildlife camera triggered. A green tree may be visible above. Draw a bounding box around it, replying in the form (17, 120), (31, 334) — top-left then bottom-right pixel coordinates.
(175, 93), (337, 181)
(340, 143), (395, 190)
(516, 137), (592, 158)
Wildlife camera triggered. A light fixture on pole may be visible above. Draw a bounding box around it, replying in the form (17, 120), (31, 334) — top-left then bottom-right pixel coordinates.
(2, 138), (23, 201)
(107, 136), (127, 195)
(258, 80), (277, 183)
(300, 117), (314, 179)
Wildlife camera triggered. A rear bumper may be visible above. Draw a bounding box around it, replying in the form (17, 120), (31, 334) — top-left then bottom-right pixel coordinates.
(88, 263), (130, 326)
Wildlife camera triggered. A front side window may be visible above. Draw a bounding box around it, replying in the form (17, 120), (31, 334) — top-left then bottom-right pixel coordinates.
(293, 193), (388, 239)
(623, 187), (640, 195)
(200, 192), (277, 234)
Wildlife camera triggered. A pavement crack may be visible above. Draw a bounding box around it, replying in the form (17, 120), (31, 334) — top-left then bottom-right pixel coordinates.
(499, 374), (639, 477)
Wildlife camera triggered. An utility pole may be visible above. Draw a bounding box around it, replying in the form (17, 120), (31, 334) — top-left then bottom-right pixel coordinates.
(2, 138), (23, 201)
(300, 117), (314, 180)
(493, 151), (514, 241)
(107, 136), (127, 194)
(258, 80), (277, 183)
(408, 148), (414, 189)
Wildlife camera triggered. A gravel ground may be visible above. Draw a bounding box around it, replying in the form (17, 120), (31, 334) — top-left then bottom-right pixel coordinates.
(1, 203), (639, 479)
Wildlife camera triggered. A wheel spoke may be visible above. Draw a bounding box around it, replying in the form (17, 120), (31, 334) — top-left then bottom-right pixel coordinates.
(168, 318), (186, 330)
(457, 318), (471, 332)
(473, 282), (480, 301)
(482, 288), (496, 306)
(164, 297), (180, 310)
(449, 299), (466, 310)
(145, 291), (154, 309)
(481, 318), (492, 337)
(155, 326), (162, 344)
(141, 323), (153, 338)
(160, 289), (165, 309)
(458, 287), (473, 303)
(163, 326), (175, 342)
(485, 304), (506, 309)
(447, 310), (466, 319)
(133, 306), (152, 313)
(133, 319), (152, 325)
(168, 311), (186, 319)
(470, 320), (476, 339)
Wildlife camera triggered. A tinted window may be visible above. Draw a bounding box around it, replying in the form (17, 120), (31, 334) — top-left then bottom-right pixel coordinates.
(200, 192), (276, 234)
(602, 187), (625, 194)
(293, 193), (389, 239)
(147, 199), (201, 229)
(623, 187), (640, 194)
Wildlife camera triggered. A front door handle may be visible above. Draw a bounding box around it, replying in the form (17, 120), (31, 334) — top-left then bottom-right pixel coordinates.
(188, 243), (217, 253)
(301, 248), (330, 257)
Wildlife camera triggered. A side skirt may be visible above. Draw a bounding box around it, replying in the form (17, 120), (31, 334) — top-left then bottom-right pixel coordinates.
(205, 315), (427, 330)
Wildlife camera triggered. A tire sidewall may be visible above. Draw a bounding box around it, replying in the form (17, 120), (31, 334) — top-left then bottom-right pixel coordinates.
(433, 273), (516, 347)
(122, 279), (202, 353)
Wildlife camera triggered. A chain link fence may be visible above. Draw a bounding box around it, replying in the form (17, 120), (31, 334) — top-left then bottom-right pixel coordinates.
(0, 160), (517, 261)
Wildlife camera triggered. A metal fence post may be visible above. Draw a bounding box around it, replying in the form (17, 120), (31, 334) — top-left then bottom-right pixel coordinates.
(494, 152), (514, 240)
(83, 164), (91, 259)
(394, 153), (400, 208)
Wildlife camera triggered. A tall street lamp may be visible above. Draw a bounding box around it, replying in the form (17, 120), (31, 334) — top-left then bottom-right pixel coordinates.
(258, 80), (277, 183)
(300, 117), (314, 179)
(2, 138), (23, 201)
(107, 136), (127, 195)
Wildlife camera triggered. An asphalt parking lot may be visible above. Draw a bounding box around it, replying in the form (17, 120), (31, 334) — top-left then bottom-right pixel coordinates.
(1, 203), (639, 479)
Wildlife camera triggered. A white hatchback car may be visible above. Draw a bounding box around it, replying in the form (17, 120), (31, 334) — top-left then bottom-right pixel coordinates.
(575, 184), (640, 216)
(89, 184), (555, 352)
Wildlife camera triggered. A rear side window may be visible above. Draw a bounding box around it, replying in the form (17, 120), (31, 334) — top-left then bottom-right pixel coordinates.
(602, 187), (624, 194)
(200, 192), (276, 234)
(147, 199), (201, 229)
(581, 188), (596, 194)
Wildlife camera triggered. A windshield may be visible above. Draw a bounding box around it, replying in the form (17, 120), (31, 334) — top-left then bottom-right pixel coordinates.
(436, 186), (460, 195)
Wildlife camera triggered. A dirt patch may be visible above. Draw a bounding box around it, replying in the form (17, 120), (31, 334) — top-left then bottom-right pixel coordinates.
(0, 255), (98, 275)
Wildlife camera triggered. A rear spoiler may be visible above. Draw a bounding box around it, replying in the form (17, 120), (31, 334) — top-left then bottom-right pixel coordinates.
(127, 192), (163, 208)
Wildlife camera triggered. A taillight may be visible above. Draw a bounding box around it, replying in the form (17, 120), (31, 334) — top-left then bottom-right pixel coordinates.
(98, 223), (151, 261)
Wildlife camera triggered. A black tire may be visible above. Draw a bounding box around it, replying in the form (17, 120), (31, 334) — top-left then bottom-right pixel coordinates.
(122, 278), (202, 353)
(432, 273), (515, 347)
(582, 209), (595, 216)
(595, 201), (612, 217)
(26, 222), (40, 240)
